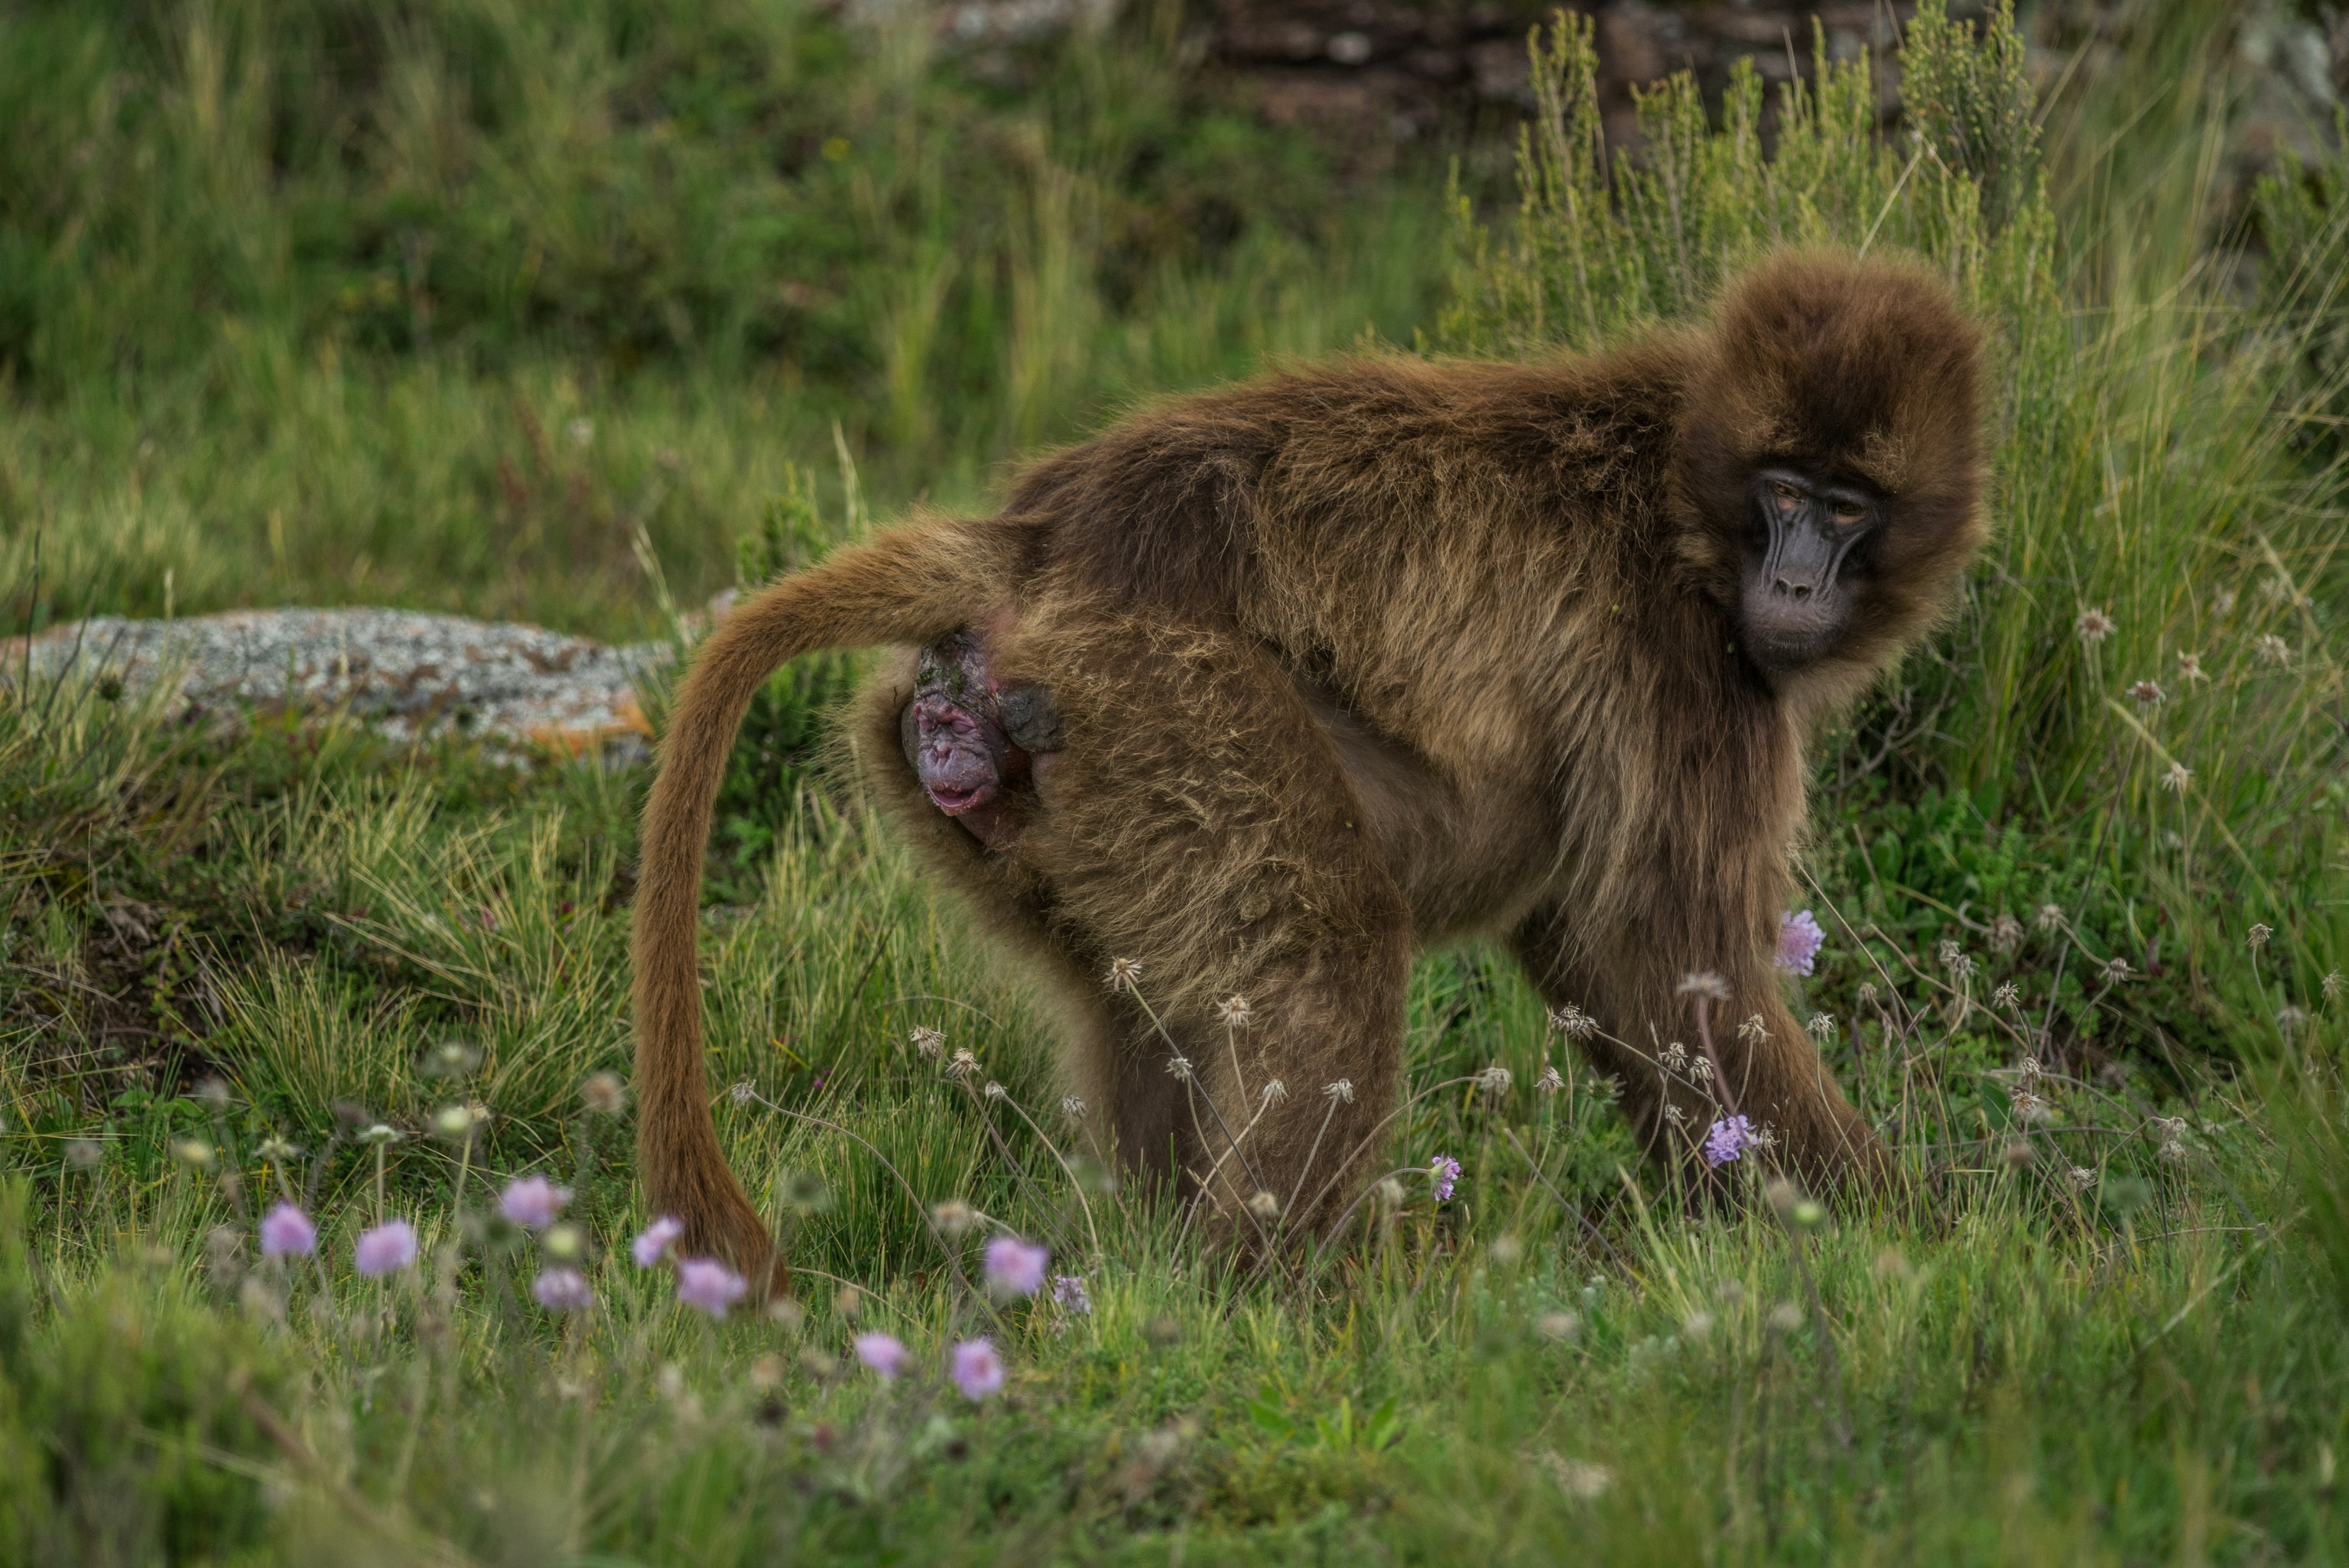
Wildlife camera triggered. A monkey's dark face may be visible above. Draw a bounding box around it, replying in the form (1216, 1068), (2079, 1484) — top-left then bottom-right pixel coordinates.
(1735, 466), (1880, 674)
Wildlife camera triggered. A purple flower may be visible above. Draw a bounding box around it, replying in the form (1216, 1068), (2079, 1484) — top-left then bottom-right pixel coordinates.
(1776, 910), (1825, 976)
(1703, 1115), (1755, 1168)
(532, 1268), (594, 1311)
(674, 1257), (748, 1319)
(258, 1203), (317, 1258)
(354, 1219), (418, 1277)
(499, 1174), (572, 1231)
(983, 1235), (1050, 1298)
(949, 1338), (1005, 1401)
(631, 1215), (684, 1268)
(1429, 1154), (1461, 1202)
(855, 1333), (910, 1378)
(1051, 1274), (1092, 1316)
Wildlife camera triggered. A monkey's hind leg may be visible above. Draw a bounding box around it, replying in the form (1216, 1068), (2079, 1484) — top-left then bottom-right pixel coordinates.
(1003, 612), (1415, 1238)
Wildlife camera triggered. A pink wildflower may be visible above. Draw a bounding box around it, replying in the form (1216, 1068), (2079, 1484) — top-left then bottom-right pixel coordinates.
(674, 1257), (748, 1319)
(950, 1338), (1006, 1400)
(1776, 910), (1825, 976)
(855, 1333), (911, 1378)
(354, 1219), (418, 1277)
(1703, 1115), (1754, 1168)
(499, 1174), (572, 1231)
(983, 1235), (1050, 1299)
(532, 1268), (594, 1311)
(1052, 1275), (1093, 1315)
(258, 1203), (317, 1258)
(631, 1215), (685, 1267)
(1429, 1154), (1461, 1202)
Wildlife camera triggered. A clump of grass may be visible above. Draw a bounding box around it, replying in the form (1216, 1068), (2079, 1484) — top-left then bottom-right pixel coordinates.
(2, 721), (2338, 1559)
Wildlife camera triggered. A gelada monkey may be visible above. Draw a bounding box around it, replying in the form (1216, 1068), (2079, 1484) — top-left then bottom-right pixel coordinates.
(631, 251), (1987, 1292)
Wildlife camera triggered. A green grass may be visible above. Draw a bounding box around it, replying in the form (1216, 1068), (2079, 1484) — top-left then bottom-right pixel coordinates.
(7, 1), (2349, 1562)
(0, 0), (1453, 635)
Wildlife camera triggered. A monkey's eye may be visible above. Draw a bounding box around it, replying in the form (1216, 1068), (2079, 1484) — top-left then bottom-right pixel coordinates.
(1831, 502), (1868, 526)
(1772, 482), (1798, 515)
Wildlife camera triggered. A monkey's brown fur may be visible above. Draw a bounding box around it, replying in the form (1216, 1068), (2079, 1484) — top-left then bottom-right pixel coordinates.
(632, 252), (1987, 1292)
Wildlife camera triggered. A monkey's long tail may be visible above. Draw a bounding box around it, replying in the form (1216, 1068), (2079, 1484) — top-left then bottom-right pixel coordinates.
(632, 518), (1018, 1297)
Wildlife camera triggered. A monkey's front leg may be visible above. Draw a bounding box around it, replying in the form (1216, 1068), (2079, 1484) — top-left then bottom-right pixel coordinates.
(1509, 903), (1885, 1192)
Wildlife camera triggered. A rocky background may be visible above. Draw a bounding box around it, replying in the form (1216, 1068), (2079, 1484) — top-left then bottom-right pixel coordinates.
(926, 0), (2348, 186)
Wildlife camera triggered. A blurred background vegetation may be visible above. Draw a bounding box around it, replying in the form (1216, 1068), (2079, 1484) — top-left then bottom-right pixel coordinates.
(0, 0), (1466, 630)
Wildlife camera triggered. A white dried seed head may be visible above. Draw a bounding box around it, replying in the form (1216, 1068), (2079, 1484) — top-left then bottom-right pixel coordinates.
(1806, 1011), (1836, 1041)
(1324, 1079), (1354, 1103)
(1536, 1310), (1580, 1342)
(1213, 994), (1252, 1027)
(1260, 1079), (1289, 1105)
(1106, 956), (1143, 992)
(1548, 1004), (1597, 1039)
(910, 1027), (945, 1060)
(1676, 971), (1730, 1002)
(2075, 607), (2114, 645)
(1477, 1065), (1512, 1094)
(1536, 1064), (1565, 1094)
(1165, 1054), (1194, 1083)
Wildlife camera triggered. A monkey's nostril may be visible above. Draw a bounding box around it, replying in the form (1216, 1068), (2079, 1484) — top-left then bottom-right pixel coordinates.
(1775, 578), (1812, 601)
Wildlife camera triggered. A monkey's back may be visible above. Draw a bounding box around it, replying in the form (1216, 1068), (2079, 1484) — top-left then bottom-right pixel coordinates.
(1006, 351), (1698, 748)
(996, 349), (1723, 943)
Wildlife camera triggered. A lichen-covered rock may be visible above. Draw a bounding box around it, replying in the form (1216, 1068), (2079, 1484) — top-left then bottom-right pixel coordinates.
(10, 609), (673, 756)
